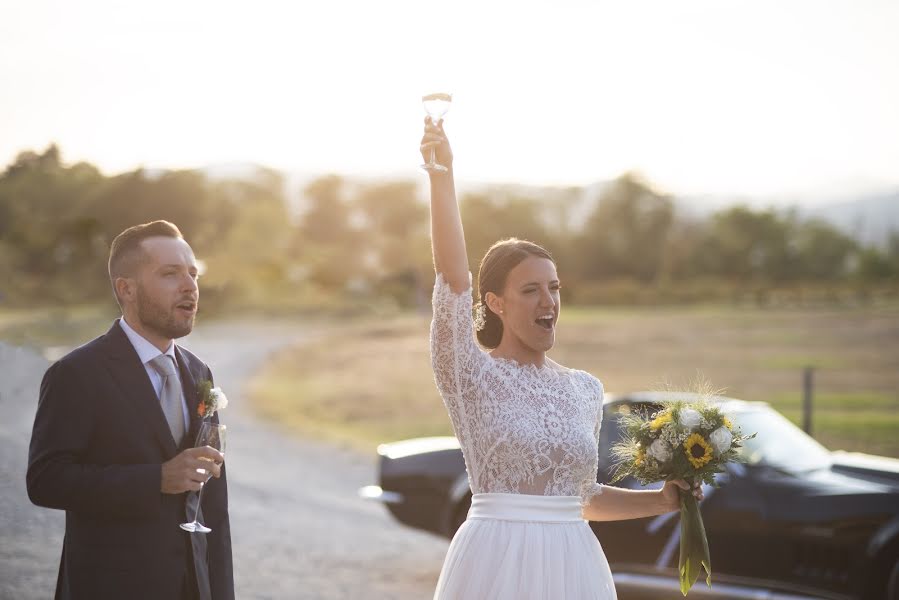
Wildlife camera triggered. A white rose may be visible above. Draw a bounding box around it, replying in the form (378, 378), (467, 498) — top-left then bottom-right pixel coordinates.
(211, 388), (228, 411)
(709, 426), (733, 455)
(678, 408), (702, 431)
(648, 439), (673, 463)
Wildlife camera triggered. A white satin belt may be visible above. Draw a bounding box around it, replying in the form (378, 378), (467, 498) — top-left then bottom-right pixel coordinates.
(467, 493), (584, 523)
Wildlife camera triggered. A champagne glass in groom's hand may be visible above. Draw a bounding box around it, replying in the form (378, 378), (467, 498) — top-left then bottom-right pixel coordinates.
(180, 422), (227, 533)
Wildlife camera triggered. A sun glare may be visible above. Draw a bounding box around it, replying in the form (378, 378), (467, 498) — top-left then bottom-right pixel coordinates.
(0, 0), (897, 197)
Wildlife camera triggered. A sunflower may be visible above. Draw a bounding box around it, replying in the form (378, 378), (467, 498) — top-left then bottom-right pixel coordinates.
(684, 433), (713, 469)
(650, 411), (673, 431)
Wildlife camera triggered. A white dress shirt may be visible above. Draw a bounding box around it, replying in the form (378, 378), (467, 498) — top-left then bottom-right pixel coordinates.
(119, 317), (190, 431)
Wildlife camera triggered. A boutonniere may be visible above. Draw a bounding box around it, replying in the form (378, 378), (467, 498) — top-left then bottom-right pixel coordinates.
(197, 379), (228, 419)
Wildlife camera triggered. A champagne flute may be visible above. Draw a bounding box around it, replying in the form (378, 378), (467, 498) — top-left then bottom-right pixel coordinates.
(180, 422), (226, 533)
(420, 92), (452, 172)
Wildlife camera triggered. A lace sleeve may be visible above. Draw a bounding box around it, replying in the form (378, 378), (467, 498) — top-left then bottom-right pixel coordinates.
(429, 272), (486, 412)
(584, 378), (606, 501)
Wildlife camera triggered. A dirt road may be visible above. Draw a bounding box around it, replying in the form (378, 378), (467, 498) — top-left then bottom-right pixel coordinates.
(0, 320), (447, 599)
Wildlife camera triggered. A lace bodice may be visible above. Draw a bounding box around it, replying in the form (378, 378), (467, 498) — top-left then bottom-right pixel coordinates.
(430, 273), (605, 503)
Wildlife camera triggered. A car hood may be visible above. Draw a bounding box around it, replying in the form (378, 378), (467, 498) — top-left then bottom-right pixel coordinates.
(761, 463), (899, 521)
(829, 450), (899, 486)
(800, 467), (896, 495)
(377, 436), (460, 460)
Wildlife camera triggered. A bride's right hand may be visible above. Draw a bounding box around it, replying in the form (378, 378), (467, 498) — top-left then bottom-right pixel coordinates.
(420, 117), (454, 171)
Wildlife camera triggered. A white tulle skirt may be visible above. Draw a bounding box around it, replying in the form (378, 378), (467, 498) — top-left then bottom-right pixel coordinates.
(433, 493), (617, 599)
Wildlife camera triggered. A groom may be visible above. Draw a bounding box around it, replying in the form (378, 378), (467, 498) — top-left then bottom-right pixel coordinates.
(27, 220), (234, 600)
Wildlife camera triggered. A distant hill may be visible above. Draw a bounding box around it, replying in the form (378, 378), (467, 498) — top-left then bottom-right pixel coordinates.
(665, 190), (899, 247)
(804, 193), (899, 247)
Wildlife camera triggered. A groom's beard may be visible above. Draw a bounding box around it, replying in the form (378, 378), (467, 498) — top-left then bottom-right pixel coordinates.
(135, 286), (195, 341)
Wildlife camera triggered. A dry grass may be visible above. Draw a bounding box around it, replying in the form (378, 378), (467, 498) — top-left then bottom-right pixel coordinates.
(248, 316), (450, 449)
(0, 305), (116, 349)
(249, 304), (899, 457)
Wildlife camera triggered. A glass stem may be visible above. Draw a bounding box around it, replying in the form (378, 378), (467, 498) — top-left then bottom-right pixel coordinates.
(429, 146), (437, 166)
(193, 482), (206, 523)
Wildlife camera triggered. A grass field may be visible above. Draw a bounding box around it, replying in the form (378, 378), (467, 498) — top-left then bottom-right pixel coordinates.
(0, 305), (117, 353)
(249, 304), (899, 458)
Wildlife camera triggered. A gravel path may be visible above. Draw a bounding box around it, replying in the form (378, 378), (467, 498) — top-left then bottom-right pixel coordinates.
(0, 320), (447, 599)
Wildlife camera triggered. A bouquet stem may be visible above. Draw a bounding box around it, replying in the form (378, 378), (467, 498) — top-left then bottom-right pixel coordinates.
(678, 481), (711, 596)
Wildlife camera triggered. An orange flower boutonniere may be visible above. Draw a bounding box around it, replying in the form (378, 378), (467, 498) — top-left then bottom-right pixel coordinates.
(197, 379), (228, 419)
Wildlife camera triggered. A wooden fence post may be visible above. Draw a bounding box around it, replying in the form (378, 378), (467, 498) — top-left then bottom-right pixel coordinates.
(803, 366), (814, 436)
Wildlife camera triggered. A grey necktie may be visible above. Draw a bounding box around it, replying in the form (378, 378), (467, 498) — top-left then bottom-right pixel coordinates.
(149, 354), (186, 446)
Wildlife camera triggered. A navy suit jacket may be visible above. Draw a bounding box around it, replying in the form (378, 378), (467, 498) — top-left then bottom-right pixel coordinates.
(27, 320), (234, 600)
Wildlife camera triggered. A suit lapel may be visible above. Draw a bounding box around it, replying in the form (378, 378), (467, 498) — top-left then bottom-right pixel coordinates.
(101, 320), (179, 459)
(176, 345), (203, 449)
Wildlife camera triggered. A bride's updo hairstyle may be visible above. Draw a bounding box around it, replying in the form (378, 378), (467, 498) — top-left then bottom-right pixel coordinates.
(476, 238), (555, 349)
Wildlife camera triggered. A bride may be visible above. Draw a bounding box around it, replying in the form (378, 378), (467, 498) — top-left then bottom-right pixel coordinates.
(421, 116), (703, 599)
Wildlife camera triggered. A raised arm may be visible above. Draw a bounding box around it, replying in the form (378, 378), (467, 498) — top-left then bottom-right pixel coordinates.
(424, 116), (486, 418)
(420, 117), (469, 293)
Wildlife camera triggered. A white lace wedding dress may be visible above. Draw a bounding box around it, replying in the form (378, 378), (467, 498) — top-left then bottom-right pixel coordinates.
(430, 274), (617, 599)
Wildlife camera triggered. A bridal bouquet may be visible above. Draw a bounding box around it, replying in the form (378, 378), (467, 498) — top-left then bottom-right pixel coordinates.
(610, 393), (756, 595)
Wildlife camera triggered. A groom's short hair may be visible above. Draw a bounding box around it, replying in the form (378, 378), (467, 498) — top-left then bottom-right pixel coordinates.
(108, 220), (184, 301)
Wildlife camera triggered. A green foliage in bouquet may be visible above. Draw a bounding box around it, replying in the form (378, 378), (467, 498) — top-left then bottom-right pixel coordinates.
(610, 399), (755, 487)
(609, 390), (756, 595)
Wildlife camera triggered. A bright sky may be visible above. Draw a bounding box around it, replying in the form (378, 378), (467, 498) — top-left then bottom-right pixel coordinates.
(1, 0), (898, 200)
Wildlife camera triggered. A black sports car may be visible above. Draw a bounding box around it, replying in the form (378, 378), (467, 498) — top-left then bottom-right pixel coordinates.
(362, 393), (899, 600)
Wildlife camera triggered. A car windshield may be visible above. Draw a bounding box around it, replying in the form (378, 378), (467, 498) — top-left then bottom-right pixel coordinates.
(735, 407), (832, 472)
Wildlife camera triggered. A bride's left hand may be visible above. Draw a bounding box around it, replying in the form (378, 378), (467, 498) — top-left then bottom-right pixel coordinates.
(660, 479), (704, 512)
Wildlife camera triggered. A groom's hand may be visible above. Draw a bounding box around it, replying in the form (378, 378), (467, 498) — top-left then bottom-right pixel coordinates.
(161, 446), (224, 494)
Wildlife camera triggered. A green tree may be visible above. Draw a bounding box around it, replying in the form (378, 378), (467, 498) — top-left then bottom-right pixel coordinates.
(355, 180), (430, 307)
(692, 206), (796, 282)
(297, 175), (352, 245)
(794, 219), (856, 280)
(0, 145), (107, 302)
(89, 169), (214, 245)
(854, 234), (898, 282)
(294, 175), (362, 292)
(572, 173), (675, 283)
(200, 169), (294, 308)
(460, 191), (554, 271)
